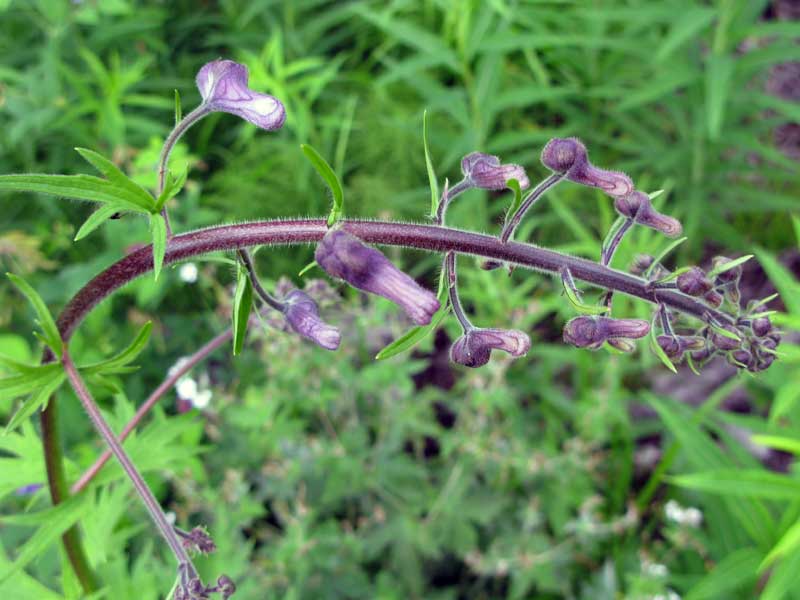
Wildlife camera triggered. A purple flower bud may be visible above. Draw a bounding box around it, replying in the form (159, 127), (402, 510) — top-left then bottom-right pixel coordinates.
(196, 60), (286, 131)
(711, 256), (742, 283)
(630, 254), (654, 276)
(704, 290), (723, 308)
(450, 327), (531, 368)
(282, 289), (341, 350)
(728, 349), (753, 369)
(656, 335), (705, 360)
(315, 229), (440, 325)
(710, 325), (741, 351)
(614, 192), (682, 237)
(541, 137), (633, 198)
(751, 316), (772, 338)
(677, 267), (713, 296)
(563, 316), (650, 349)
(460, 152), (530, 190)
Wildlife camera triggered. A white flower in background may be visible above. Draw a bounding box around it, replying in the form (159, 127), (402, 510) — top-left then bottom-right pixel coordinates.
(651, 590), (681, 600)
(644, 562), (668, 577)
(179, 262), (199, 283)
(664, 500), (703, 528)
(174, 371), (213, 409)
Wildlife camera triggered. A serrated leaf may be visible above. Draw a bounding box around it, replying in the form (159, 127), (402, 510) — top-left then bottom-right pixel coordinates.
(707, 254), (753, 279)
(0, 495), (88, 585)
(4, 372), (65, 434)
(232, 264), (253, 356)
(0, 174), (151, 214)
(645, 236), (688, 279)
(6, 274), (62, 359)
(300, 144), (344, 227)
(149, 213), (167, 281)
(81, 322), (152, 375)
(74, 204), (124, 241)
(423, 110), (440, 219)
(0, 364), (62, 402)
(74, 148), (154, 210)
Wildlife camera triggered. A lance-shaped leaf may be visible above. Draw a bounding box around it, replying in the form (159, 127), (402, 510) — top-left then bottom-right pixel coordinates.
(232, 263), (253, 356)
(301, 144), (344, 227)
(560, 267), (610, 315)
(4, 371), (65, 434)
(81, 322), (152, 376)
(6, 274), (62, 359)
(423, 110), (440, 219)
(74, 148), (155, 211)
(149, 213), (167, 281)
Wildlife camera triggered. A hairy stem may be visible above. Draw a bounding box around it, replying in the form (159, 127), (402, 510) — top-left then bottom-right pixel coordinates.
(61, 349), (199, 580)
(43, 217), (732, 589)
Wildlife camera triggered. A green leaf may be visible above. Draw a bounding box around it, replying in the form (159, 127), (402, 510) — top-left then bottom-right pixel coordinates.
(6, 274), (62, 359)
(504, 178), (523, 225)
(174, 89), (182, 124)
(754, 247), (800, 315)
(707, 254), (753, 279)
(74, 148), (155, 210)
(654, 7), (717, 63)
(671, 469), (800, 500)
(685, 547), (761, 600)
(645, 236), (688, 279)
(423, 110), (440, 219)
(0, 495), (88, 585)
(0, 174), (151, 214)
(706, 54), (734, 140)
(751, 435), (800, 456)
(560, 268), (610, 315)
(155, 165), (188, 212)
(0, 364), (62, 402)
(298, 260), (317, 277)
(300, 144), (344, 227)
(74, 204), (124, 241)
(232, 264), (253, 356)
(81, 322), (152, 375)
(149, 213), (167, 281)
(649, 310), (678, 373)
(4, 372), (65, 434)
(708, 320), (741, 342)
(761, 518), (800, 571)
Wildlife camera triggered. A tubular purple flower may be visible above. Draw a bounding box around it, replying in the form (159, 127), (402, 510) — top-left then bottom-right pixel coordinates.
(656, 334), (705, 360)
(541, 137), (633, 198)
(315, 229), (440, 325)
(196, 59), (286, 131)
(282, 289), (341, 350)
(563, 316), (650, 349)
(460, 152), (530, 190)
(614, 191), (682, 237)
(450, 327), (531, 368)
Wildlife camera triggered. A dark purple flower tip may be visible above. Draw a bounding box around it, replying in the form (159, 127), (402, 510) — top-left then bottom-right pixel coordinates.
(196, 59), (286, 131)
(676, 267), (714, 296)
(614, 192), (682, 237)
(542, 137), (633, 197)
(711, 256), (743, 283)
(282, 289), (341, 350)
(563, 316), (650, 349)
(450, 327), (531, 368)
(541, 137), (587, 173)
(315, 229), (440, 326)
(177, 526), (217, 555)
(728, 349), (754, 369)
(460, 152), (530, 190)
(630, 254), (654, 276)
(751, 316), (772, 338)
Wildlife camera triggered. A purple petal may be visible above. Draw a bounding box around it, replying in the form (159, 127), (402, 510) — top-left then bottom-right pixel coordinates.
(283, 289), (340, 350)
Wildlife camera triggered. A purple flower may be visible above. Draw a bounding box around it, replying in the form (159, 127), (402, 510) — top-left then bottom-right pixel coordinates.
(563, 316), (650, 350)
(614, 191), (683, 238)
(676, 267), (714, 296)
(450, 327), (531, 368)
(315, 229), (440, 325)
(656, 334), (705, 360)
(541, 137), (633, 198)
(196, 60), (286, 131)
(461, 152), (530, 190)
(282, 289), (341, 350)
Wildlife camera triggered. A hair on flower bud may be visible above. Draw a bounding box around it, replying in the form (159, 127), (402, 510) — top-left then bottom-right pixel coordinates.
(460, 152), (530, 190)
(541, 137), (633, 197)
(315, 229), (440, 325)
(282, 289), (341, 350)
(563, 316), (649, 349)
(676, 267), (713, 296)
(614, 192), (683, 237)
(450, 327), (531, 368)
(196, 59), (286, 131)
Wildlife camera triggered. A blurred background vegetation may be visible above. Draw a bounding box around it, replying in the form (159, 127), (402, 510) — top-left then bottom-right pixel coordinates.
(1, 0), (799, 598)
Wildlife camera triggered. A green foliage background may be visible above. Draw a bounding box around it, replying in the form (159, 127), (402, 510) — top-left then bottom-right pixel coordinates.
(1, 1), (799, 598)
